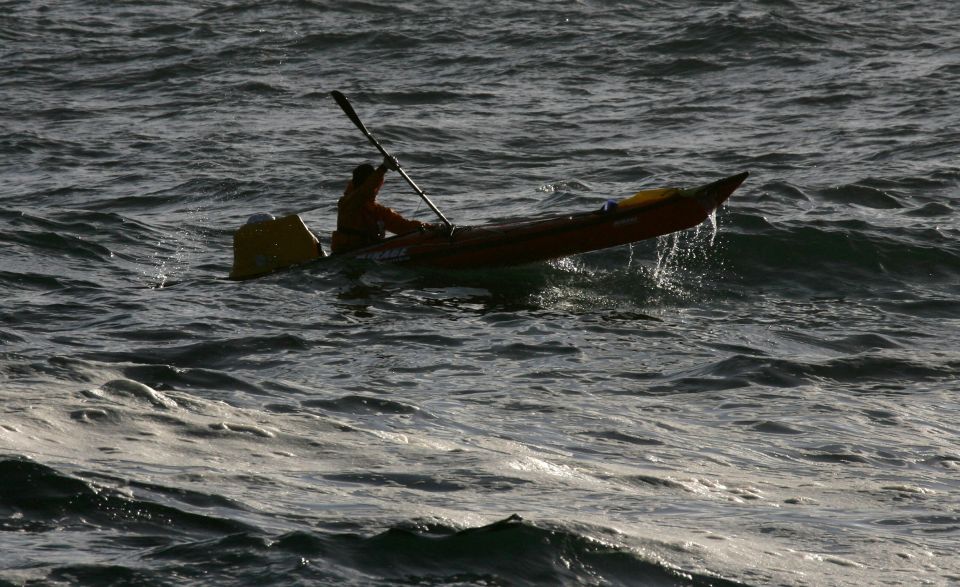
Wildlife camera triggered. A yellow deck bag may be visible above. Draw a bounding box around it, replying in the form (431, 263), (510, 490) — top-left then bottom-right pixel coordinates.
(617, 187), (679, 209)
(229, 214), (323, 280)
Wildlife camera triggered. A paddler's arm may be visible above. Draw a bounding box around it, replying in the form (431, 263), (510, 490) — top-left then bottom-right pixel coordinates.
(372, 202), (433, 235)
(342, 164), (388, 206)
(363, 156), (398, 199)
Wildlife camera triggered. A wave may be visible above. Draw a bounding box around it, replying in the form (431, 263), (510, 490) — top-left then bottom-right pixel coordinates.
(303, 395), (420, 415)
(717, 213), (960, 292)
(0, 458), (251, 536)
(641, 351), (960, 396)
(640, 5), (844, 73)
(0, 458), (751, 586)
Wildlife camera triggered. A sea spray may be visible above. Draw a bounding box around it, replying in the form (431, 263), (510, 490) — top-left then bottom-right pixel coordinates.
(652, 216), (723, 297)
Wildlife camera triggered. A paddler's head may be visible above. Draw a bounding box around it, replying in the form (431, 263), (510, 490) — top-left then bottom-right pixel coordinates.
(352, 163), (376, 187)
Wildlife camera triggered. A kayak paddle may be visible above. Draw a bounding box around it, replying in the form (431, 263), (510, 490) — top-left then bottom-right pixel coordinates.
(331, 90), (452, 230)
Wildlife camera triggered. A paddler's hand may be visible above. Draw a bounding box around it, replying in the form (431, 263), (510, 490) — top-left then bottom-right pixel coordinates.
(419, 222), (447, 234)
(382, 155), (400, 172)
(423, 223), (454, 237)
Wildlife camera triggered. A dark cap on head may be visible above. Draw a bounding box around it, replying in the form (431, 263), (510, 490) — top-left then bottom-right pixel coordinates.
(352, 163), (375, 187)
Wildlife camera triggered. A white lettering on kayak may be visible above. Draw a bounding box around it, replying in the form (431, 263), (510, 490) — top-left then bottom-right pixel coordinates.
(354, 247), (410, 263)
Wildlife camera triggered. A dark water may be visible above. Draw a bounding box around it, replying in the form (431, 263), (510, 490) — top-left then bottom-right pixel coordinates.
(2, 1), (959, 585)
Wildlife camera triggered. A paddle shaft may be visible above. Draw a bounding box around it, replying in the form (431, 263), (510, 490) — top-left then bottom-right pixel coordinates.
(331, 91), (452, 229)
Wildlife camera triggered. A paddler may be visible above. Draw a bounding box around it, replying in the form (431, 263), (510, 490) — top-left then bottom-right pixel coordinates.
(330, 155), (437, 254)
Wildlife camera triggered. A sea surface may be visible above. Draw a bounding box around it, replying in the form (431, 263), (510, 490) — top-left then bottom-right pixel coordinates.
(2, 1), (959, 585)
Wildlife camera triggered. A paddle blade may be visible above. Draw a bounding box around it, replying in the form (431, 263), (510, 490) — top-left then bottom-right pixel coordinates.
(331, 91), (371, 136)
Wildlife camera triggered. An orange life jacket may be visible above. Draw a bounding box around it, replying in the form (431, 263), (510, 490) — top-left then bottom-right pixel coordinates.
(330, 166), (426, 254)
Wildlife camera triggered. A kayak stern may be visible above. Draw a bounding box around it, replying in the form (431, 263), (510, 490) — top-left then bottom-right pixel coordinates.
(229, 214), (324, 280)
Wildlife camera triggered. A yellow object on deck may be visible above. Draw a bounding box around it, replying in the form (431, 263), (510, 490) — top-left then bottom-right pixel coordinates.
(229, 214), (323, 280)
(617, 187), (680, 209)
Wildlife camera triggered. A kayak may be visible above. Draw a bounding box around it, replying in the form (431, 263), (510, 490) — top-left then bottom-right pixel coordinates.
(229, 172), (748, 280)
(228, 171), (748, 280)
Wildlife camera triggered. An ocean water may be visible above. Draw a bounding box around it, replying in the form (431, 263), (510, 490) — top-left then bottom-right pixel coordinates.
(2, 1), (959, 585)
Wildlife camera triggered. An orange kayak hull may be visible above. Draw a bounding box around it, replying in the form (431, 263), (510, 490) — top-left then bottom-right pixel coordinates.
(345, 172), (748, 269)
